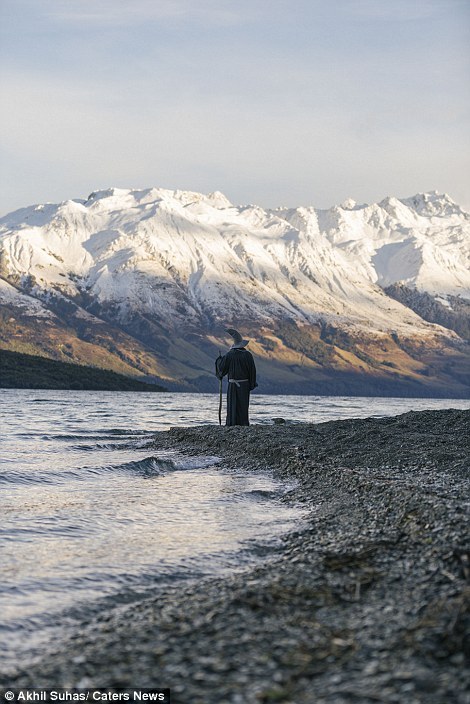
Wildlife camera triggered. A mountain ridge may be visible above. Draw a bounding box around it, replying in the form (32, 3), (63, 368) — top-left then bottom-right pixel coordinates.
(0, 187), (468, 396)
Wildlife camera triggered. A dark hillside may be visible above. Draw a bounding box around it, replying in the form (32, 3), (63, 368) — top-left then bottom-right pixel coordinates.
(0, 349), (166, 391)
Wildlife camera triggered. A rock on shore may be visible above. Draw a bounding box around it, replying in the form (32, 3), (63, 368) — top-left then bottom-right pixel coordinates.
(4, 409), (469, 704)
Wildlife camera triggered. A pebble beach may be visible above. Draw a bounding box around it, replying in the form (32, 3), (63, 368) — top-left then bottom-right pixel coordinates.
(4, 408), (469, 704)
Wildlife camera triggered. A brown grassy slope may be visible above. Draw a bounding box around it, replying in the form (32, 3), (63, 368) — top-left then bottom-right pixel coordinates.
(1, 303), (468, 395)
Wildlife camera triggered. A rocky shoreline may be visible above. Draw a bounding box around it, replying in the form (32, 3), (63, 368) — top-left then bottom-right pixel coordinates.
(4, 409), (469, 703)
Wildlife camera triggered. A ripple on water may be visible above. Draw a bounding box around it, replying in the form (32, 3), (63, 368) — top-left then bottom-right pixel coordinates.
(1, 463), (305, 671)
(0, 452), (223, 486)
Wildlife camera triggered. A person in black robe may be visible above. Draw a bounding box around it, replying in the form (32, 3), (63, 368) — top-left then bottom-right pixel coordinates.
(215, 329), (258, 426)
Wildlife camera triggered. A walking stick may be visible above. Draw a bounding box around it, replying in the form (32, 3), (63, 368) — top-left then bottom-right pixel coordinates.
(218, 377), (222, 426)
(218, 349), (222, 425)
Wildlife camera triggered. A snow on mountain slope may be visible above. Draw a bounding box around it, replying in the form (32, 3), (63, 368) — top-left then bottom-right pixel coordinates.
(1, 187), (468, 340)
(278, 191), (469, 298)
(0, 277), (54, 317)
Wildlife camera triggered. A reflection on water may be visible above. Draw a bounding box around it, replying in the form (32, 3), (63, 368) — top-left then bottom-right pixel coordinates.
(2, 469), (301, 627)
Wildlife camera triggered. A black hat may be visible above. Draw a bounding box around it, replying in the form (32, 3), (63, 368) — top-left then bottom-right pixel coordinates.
(226, 328), (249, 349)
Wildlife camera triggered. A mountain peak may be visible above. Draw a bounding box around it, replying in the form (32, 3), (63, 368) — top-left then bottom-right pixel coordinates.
(339, 198), (358, 210)
(206, 191), (232, 208)
(86, 188), (130, 202)
(400, 191), (464, 217)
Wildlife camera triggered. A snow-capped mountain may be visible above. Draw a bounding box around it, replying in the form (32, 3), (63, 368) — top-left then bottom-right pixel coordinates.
(0, 187), (469, 395)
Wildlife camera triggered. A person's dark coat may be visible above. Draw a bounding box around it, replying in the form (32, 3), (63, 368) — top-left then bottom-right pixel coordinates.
(215, 348), (257, 426)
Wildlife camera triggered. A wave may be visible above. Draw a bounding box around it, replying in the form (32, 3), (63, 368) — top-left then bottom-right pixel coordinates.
(91, 428), (154, 435)
(243, 489), (278, 501)
(111, 454), (221, 476)
(12, 431), (155, 443)
(111, 456), (176, 476)
(0, 470), (58, 486)
(67, 428), (153, 438)
(71, 439), (155, 452)
(0, 454), (221, 485)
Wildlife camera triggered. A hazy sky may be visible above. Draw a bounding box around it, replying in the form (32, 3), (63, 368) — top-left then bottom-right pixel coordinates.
(1, 0), (469, 214)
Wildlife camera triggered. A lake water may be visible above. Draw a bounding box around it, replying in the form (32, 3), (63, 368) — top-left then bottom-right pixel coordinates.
(1, 389), (469, 672)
